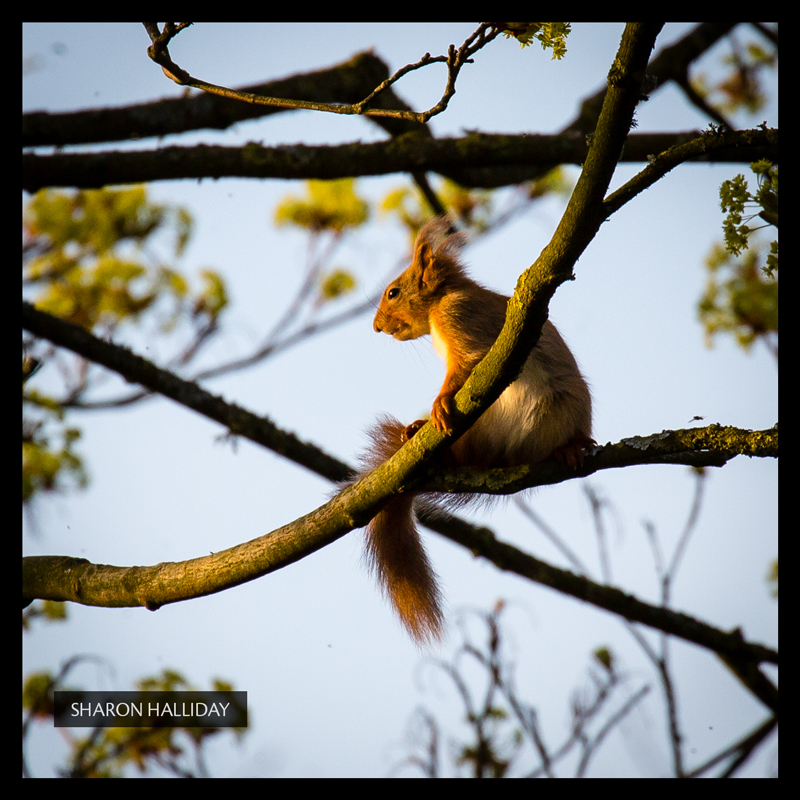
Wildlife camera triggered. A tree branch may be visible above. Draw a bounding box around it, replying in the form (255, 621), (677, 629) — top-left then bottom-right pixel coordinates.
(22, 301), (354, 483)
(22, 51), (430, 148)
(21, 527), (778, 670)
(22, 129), (778, 193)
(425, 505), (778, 711)
(419, 424), (777, 495)
(604, 126), (778, 216)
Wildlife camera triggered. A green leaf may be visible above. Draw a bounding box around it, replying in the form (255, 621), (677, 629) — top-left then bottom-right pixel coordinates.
(319, 269), (356, 301)
(275, 179), (369, 232)
(499, 23), (571, 59)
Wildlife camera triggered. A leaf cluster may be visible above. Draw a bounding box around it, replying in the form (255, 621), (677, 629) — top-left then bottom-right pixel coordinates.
(22, 389), (86, 504)
(23, 187), (227, 333)
(498, 23), (572, 59)
(699, 160), (778, 353)
(22, 599), (68, 630)
(22, 187), (230, 503)
(720, 160), (778, 264)
(274, 178), (369, 233)
(699, 245), (778, 351)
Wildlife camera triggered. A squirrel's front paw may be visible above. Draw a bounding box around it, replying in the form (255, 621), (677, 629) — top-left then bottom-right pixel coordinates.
(401, 419), (428, 442)
(431, 393), (456, 433)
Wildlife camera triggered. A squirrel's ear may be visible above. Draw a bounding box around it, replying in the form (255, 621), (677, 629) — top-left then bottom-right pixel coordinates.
(414, 242), (434, 285)
(415, 241), (432, 265)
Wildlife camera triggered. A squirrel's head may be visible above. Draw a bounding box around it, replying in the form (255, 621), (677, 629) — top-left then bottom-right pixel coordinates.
(373, 217), (467, 341)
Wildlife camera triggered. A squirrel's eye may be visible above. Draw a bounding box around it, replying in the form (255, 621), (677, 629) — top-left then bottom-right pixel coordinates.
(387, 287), (400, 300)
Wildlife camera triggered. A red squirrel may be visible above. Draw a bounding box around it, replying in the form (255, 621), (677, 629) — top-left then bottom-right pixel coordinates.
(362, 217), (593, 644)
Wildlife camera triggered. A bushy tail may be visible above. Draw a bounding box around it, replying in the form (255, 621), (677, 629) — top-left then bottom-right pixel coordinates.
(361, 416), (444, 645)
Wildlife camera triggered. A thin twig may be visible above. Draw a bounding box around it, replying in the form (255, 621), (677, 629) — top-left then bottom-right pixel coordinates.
(666, 468), (706, 600)
(575, 685), (651, 777)
(143, 22), (501, 125)
(584, 484), (613, 584)
(513, 497), (587, 574)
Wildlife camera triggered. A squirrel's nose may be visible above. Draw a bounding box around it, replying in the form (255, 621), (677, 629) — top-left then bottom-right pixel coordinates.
(374, 319), (382, 333)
